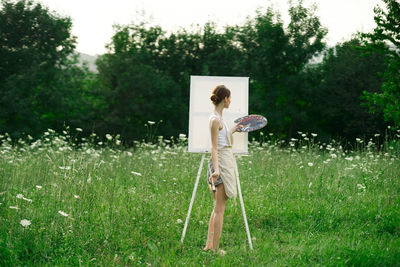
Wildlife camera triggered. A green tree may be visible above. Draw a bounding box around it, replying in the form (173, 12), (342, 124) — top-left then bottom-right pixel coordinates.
(361, 0), (400, 127)
(96, 24), (183, 140)
(238, 1), (327, 138)
(96, 21), (246, 140)
(0, 0), (80, 138)
(309, 39), (387, 141)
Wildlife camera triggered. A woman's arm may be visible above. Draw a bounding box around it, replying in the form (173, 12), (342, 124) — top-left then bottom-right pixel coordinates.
(210, 118), (220, 182)
(230, 123), (241, 135)
(228, 123), (241, 146)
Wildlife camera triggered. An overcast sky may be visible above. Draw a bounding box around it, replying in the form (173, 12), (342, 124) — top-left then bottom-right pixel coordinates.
(37, 0), (383, 55)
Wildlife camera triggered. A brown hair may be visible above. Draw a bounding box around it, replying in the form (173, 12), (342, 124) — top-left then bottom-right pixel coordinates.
(210, 85), (231, 105)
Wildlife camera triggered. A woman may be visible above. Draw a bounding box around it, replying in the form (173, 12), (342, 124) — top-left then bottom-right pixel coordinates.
(203, 85), (241, 255)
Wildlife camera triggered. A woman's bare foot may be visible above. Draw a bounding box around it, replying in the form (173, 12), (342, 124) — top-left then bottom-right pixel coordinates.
(203, 240), (212, 251)
(203, 246), (211, 251)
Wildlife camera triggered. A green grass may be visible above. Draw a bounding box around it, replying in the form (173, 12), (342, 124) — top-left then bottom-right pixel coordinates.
(0, 130), (400, 266)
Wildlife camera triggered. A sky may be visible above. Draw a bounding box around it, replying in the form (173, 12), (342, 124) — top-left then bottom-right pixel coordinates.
(36, 0), (383, 56)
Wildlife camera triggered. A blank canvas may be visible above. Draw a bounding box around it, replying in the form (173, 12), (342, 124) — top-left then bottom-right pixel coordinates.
(188, 75), (249, 154)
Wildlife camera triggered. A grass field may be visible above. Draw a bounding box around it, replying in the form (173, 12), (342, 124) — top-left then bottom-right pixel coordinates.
(1, 129), (400, 266)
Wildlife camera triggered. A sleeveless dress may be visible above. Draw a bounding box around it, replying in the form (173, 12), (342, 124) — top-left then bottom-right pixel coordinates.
(207, 112), (237, 199)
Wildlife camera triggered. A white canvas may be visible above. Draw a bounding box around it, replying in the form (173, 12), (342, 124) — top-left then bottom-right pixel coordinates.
(188, 75), (249, 154)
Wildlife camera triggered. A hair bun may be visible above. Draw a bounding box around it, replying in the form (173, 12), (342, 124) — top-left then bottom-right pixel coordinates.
(210, 94), (220, 104)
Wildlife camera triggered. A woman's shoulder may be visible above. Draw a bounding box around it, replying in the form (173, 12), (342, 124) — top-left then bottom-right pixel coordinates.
(209, 114), (220, 121)
(209, 115), (221, 128)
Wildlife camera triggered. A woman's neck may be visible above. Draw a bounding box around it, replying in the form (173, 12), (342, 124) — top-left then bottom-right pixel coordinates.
(214, 105), (224, 117)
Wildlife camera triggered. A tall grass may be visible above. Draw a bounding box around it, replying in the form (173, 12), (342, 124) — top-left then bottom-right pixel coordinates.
(0, 128), (399, 266)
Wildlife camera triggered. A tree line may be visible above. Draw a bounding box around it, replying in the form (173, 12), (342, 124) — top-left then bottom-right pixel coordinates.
(0, 0), (399, 145)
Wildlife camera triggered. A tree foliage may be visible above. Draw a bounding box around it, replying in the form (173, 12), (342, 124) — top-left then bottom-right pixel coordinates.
(309, 39), (387, 140)
(361, 0), (400, 127)
(0, 0), (98, 138)
(237, 2), (327, 138)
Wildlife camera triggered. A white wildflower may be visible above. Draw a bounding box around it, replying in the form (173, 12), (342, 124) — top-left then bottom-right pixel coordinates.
(330, 153), (337, 158)
(106, 134), (112, 141)
(9, 206), (19, 210)
(176, 219), (183, 224)
(59, 166), (71, 170)
(23, 197), (32, 202)
(58, 210), (69, 217)
(357, 184), (366, 191)
(74, 195), (80, 199)
(147, 121), (156, 125)
(20, 219), (31, 227)
(311, 133), (317, 137)
(16, 194), (31, 202)
(323, 159), (331, 164)
(131, 171), (142, 176)
(308, 162), (314, 167)
(345, 157), (353, 161)
(36, 185), (42, 189)
(309, 182), (312, 188)
(116, 140), (121, 145)
(76, 128), (83, 132)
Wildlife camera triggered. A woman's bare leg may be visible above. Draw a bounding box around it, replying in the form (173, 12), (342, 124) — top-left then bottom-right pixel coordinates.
(211, 183), (228, 250)
(204, 186), (216, 250)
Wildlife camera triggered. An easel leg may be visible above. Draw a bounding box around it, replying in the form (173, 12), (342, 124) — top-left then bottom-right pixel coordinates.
(180, 153), (206, 244)
(234, 155), (253, 250)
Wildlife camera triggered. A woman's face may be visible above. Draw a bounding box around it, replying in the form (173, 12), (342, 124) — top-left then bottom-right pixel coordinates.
(224, 95), (231, 108)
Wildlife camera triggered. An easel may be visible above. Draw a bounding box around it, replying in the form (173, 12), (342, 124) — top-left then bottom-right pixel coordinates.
(180, 153), (253, 250)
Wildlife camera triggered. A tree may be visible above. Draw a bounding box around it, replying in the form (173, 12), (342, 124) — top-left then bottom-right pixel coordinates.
(0, 0), (79, 138)
(96, 24), (183, 140)
(309, 38), (387, 141)
(361, 0), (400, 127)
(237, 1), (327, 138)
(96, 21), (245, 140)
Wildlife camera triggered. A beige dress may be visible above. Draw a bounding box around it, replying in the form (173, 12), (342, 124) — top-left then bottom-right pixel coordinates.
(209, 112), (237, 199)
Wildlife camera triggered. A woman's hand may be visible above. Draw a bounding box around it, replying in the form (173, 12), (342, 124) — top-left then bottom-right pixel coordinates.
(231, 123), (243, 134)
(209, 171), (220, 183)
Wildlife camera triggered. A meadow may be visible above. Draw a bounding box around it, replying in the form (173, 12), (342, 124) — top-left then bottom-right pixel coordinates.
(1, 127), (400, 266)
